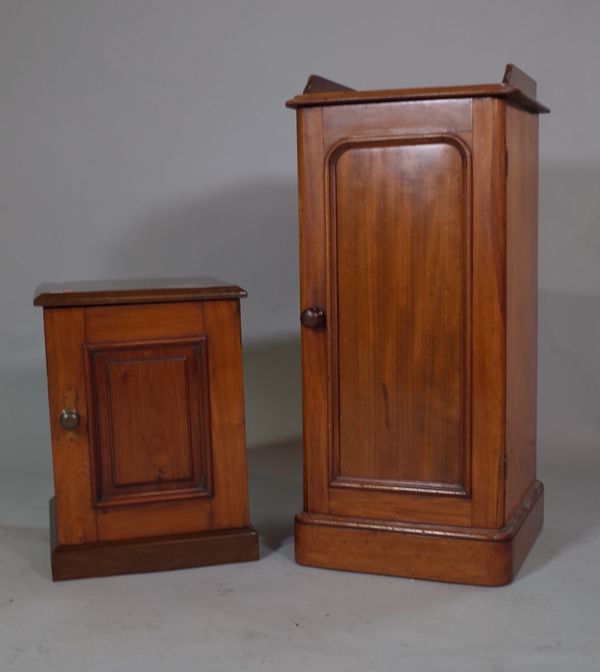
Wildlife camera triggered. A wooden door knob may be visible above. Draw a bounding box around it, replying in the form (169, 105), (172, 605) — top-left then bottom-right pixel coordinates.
(300, 307), (326, 329)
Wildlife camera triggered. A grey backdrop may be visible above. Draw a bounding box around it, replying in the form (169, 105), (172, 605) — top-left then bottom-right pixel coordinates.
(1, 0), (598, 479)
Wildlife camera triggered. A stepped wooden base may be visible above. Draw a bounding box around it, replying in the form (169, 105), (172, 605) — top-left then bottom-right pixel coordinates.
(50, 499), (259, 581)
(295, 481), (543, 586)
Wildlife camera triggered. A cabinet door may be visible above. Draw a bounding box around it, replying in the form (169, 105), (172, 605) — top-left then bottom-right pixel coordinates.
(47, 300), (249, 544)
(298, 100), (505, 528)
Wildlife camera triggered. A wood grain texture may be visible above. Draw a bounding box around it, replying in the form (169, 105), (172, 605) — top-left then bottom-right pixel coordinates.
(296, 481), (543, 586)
(99, 353), (194, 485)
(85, 302), (204, 343)
(332, 136), (470, 490)
(96, 496), (213, 542)
(303, 74), (354, 94)
(202, 300), (251, 530)
(87, 338), (212, 507)
(298, 101), (472, 524)
(322, 101), (472, 524)
(323, 99), (472, 142)
(89, 300), (251, 541)
(290, 66), (546, 585)
(43, 308), (98, 545)
(505, 104), (539, 519)
(288, 83), (548, 113)
(51, 499), (258, 581)
(470, 97), (507, 529)
(328, 487), (471, 526)
(83, 301), (217, 541)
(38, 292), (257, 578)
(297, 107), (330, 515)
(287, 63), (549, 113)
(503, 64), (537, 99)
(34, 277), (246, 307)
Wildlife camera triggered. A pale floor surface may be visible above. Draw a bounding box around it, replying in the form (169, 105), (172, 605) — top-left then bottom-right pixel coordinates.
(1, 438), (599, 672)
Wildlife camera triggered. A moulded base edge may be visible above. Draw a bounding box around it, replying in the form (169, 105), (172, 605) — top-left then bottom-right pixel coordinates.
(295, 480), (544, 586)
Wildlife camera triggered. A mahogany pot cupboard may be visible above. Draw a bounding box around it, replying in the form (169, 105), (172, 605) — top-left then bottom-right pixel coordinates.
(287, 64), (549, 585)
(34, 278), (258, 580)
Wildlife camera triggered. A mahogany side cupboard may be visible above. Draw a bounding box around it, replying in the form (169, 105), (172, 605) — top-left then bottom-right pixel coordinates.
(287, 64), (549, 585)
(34, 278), (258, 580)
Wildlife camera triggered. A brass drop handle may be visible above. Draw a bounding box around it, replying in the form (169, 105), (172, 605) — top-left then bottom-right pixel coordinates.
(300, 306), (326, 329)
(60, 408), (80, 431)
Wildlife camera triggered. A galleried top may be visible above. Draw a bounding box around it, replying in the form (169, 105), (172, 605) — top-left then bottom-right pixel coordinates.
(286, 64), (549, 114)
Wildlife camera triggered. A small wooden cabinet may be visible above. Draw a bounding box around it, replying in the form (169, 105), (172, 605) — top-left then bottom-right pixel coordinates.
(287, 65), (549, 585)
(34, 278), (258, 580)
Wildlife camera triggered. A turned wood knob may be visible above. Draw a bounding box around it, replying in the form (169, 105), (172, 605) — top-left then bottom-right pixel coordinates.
(300, 307), (326, 329)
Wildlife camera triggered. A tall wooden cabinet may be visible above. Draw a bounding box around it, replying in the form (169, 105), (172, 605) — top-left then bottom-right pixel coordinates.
(287, 65), (549, 585)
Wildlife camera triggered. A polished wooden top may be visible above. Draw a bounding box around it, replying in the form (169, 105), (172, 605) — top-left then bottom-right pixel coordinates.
(34, 277), (247, 307)
(287, 64), (549, 114)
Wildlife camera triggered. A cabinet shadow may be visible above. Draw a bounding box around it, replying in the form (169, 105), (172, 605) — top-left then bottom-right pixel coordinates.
(247, 439), (302, 559)
(518, 288), (600, 580)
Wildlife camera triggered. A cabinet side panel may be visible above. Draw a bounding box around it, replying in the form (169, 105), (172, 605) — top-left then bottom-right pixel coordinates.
(471, 99), (507, 528)
(505, 105), (539, 519)
(43, 308), (98, 545)
(297, 107), (330, 513)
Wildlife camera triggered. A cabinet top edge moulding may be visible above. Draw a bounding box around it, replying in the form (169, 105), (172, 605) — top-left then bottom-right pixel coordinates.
(33, 277), (246, 308)
(286, 63), (549, 114)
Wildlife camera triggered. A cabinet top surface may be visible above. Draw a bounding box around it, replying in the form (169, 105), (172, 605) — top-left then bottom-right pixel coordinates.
(33, 277), (247, 307)
(286, 65), (549, 114)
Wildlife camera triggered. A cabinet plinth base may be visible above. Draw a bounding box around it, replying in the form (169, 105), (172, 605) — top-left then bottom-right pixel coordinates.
(50, 499), (259, 581)
(295, 481), (543, 586)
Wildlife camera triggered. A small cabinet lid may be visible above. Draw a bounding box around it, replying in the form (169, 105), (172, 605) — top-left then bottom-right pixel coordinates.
(287, 63), (549, 114)
(33, 277), (247, 307)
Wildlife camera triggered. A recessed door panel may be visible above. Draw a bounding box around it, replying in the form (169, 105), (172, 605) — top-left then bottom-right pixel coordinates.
(88, 338), (212, 507)
(330, 136), (471, 495)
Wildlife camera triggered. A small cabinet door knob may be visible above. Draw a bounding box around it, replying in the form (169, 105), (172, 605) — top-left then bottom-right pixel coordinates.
(300, 307), (326, 329)
(59, 408), (80, 431)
